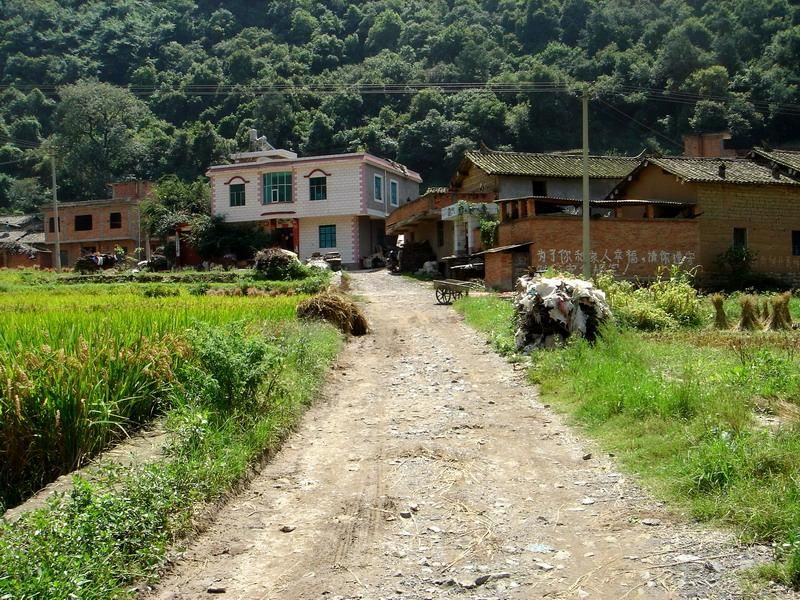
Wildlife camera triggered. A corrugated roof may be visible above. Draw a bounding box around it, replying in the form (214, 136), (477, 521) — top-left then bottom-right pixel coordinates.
(423, 186), (449, 195)
(649, 157), (798, 185)
(464, 150), (639, 179)
(750, 147), (800, 176)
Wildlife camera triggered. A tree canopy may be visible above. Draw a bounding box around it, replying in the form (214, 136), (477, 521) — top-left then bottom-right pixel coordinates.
(1, 0), (799, 213)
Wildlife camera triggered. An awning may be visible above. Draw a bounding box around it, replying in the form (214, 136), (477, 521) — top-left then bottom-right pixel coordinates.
(472, 242), (533, 256)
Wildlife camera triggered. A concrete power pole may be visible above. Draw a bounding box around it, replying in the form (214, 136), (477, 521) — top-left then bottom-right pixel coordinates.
(51, 152), (62, 272)
(581, 87), (591, 279)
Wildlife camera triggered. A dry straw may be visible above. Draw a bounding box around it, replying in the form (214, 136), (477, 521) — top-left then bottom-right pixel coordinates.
(767, 292), (793, 331)
(710, 293), (729, 329)
(296, 293), (369, 336)
(738, 295), (762, 331)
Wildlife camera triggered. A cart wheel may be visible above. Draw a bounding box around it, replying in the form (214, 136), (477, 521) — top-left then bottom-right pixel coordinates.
(435, 288), (447, 304)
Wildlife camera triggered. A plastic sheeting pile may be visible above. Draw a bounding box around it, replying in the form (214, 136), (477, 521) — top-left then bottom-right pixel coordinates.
(514, 275), (611, 352)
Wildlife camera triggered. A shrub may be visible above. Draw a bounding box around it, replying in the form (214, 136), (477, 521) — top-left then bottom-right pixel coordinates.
(188, 283), (210, 296)
(594, 266), (701, 330)
(253, 248), (307, 280)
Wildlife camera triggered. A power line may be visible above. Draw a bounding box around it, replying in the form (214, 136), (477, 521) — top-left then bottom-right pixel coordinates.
(595, 98), (683, 150)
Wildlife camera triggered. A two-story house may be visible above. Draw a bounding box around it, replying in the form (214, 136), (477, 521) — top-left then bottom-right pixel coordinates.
(42, 181), (151, 267)
(207, 145), (421, 268)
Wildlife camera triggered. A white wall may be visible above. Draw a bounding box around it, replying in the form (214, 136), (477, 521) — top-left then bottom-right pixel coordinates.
(299, 215), (357, 265)
(498, 176), (621, 201)
(212, 159), (364, 222)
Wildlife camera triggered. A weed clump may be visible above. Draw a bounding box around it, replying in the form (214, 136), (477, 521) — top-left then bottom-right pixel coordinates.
(296, 293), (368, 336)
(595, 265), (702, 331)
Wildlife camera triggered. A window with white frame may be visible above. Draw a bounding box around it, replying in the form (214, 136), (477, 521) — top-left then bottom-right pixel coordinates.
(389, 179), (399, 207)
(373, 174), (383, 203)
(263, 172), (292, 204)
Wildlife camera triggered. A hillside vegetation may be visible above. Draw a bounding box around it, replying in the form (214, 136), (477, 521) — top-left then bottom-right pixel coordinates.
(1, 0), (799, 209)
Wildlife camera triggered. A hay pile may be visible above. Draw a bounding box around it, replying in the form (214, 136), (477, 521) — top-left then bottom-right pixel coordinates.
(710, 293), (730, 329)
(296, 293), (369, 336)
(767, 291), (793, 331)
(738, 295), (762, 331)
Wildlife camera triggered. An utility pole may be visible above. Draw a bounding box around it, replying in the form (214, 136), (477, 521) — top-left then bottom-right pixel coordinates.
(581, 86), (590, 279)
(50, 152), (62, 272)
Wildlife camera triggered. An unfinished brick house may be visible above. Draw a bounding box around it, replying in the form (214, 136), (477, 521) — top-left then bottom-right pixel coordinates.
(42, 181), (151, 267)
(606, 157), (800, 286)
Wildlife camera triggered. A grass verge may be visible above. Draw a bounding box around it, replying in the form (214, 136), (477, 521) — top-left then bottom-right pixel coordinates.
(457, 293), (800, 588)
(0, 320), (341, 598)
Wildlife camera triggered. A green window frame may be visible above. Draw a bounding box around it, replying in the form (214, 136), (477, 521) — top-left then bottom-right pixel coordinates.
(229, 184), (246, 207)
(374, 174), (383, 203)
(389, 179), (399, 207)
(263, 172), (293, 204)
(309, 176), (327, 201)
(319, 224), (336, 248)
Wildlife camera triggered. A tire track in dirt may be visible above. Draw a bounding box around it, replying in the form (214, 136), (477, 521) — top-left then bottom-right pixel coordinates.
(147, 271), (785, 600)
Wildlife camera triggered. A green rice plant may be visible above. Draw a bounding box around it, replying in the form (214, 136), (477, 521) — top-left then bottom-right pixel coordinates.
(0, 286), (308, 507)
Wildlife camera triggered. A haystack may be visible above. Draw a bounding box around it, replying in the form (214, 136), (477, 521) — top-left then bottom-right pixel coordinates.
(738, 295), (762, 331)
(296, 293), (369, 336)
(710, 293), (730, 329)
(767, 292), (793, 331)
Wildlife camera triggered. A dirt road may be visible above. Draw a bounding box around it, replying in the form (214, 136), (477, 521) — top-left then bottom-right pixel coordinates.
(149, 271), (777, 599)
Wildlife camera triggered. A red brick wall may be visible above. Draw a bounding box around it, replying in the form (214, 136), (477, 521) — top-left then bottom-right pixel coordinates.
(486, 216), (700, 289)
(43, 201), (141, 246)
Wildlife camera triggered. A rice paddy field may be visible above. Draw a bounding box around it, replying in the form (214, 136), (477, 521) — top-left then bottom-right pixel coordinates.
(0, 270), (325, 509)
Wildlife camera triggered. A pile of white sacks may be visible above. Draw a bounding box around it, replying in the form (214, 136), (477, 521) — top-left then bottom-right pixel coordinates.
(514, 274), (612, 352)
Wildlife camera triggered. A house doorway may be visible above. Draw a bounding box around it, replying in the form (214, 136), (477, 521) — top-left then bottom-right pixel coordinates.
(274, 227), (294, 252)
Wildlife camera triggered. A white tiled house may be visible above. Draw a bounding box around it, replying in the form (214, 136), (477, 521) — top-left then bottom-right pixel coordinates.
(207, 146), (421, 268)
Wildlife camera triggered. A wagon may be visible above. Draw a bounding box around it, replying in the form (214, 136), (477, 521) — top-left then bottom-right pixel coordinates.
(433, 279), (481, 305)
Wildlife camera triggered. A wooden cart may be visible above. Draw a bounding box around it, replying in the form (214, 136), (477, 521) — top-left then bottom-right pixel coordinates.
(433, 279), (479, 305)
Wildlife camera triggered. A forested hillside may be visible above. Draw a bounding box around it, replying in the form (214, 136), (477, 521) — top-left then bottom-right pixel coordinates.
(1, 0), (799, 209)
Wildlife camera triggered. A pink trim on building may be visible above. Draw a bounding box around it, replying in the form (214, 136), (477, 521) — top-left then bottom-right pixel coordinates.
(359, 164), (367, 214)
(206, 153), (421, 182)
(352, 216), (360, 265)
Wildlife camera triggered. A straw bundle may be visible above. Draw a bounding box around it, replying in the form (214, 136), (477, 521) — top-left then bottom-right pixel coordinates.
(738, 295), (762, 331)
(297, 293), (369, 336)
(710, 293), (730, 329)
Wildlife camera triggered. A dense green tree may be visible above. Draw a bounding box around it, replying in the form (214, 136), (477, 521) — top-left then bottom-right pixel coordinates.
(1, 0), (800, 199)
(53, 81), (151, 199)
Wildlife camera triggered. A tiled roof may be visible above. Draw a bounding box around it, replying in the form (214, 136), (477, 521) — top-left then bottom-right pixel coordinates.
(648, 157), (799, 185)
(750, 147), (800, 176)
(464, 150), (639, 179)
(0, 214), (37, 228)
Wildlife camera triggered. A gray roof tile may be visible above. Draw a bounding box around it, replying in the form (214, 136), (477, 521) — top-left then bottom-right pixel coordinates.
(465, 150), (639, 179)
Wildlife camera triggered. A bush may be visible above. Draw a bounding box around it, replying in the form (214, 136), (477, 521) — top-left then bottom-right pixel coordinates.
(253, 248), (308, 280)
(594, 266), (702, 331)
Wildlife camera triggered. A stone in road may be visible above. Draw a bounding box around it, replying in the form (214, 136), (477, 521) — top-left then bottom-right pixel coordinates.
(149, 271), (773, 599)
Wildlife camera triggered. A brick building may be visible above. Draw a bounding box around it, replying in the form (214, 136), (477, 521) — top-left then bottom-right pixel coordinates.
(0, 214), (50, 269)
(483, 196), (699, 290)
(606, 157), (800, 285)
(42, 181), (151, 267)
(385, 188), (493, 260)
(207, 145), (420, 268)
